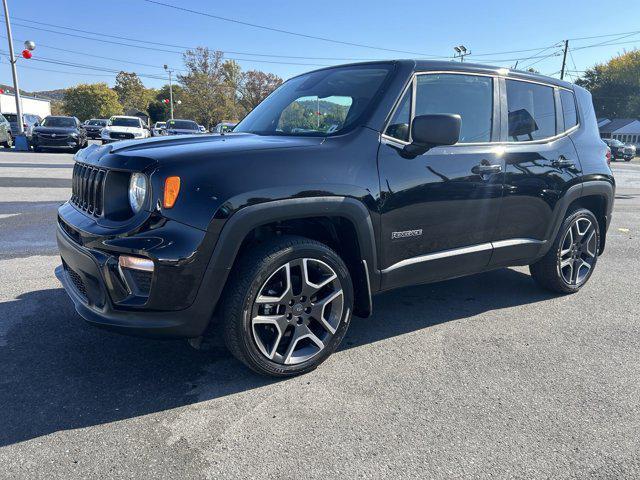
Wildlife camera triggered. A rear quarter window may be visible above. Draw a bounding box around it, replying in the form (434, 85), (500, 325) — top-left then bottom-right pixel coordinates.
(560, 89), (578, 131)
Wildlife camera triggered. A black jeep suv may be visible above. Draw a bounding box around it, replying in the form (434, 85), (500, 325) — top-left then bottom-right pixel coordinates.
(56, 61), (614, 377)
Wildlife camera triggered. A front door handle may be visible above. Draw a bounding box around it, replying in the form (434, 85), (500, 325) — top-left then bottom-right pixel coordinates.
(472, 163), (502, 175)
(552, 156), (575, 169)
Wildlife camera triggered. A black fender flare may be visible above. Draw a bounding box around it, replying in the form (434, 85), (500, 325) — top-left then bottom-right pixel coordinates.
(539, 180), (614, 257)
(195, 196), (378, 321)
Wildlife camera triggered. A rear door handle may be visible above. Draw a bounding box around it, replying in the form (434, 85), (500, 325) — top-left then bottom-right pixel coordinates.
(472, 164), (502, 174)
(552, 156), (575, 168)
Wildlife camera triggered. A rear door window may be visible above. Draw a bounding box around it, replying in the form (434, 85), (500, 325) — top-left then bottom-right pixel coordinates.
(560, 89), (578, 131)
(506, 80), (556, 141)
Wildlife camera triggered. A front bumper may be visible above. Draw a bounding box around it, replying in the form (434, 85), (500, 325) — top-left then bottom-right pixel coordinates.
(55, 206), (223, 338)
(32, 137), (79, 149)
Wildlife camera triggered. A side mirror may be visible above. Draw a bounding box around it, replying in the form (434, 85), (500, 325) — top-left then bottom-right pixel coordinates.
(403, 114), (461, 156)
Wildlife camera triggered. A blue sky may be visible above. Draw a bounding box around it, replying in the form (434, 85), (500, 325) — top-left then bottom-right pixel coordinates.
(2, 0), (639, 92)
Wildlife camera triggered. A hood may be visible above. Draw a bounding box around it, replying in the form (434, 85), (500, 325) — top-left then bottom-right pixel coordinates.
(166, 129), (202, 135)
(78, 132), (323, 167)
(34, 126), (77, 134)
(104, 125), (144, 133)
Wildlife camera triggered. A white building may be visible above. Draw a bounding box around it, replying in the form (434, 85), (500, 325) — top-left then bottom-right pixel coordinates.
(0, 92), (51, 119)
(598, 118), (640, 147)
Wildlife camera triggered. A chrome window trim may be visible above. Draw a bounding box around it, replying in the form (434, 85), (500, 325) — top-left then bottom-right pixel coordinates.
(381, 238), (545, 273)
(381, 69), (580, 148)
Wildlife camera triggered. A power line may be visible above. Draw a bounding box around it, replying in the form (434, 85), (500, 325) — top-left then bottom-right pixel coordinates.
(8, 21), (334, 67)
(6, 15), (640, 67)
(139, 0), (443, 57)
(8, 16), (412, 62)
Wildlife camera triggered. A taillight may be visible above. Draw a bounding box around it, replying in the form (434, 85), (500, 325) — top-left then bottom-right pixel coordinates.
(605, 147), (611, 165)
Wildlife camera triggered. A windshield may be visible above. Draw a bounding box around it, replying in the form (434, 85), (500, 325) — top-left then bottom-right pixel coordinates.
(87, 119), (107, 126)
(155, 122), (166, 128)
(234, 64), (393, 136)
(111, 117), (141, 127)
(167, 120), (198, 130)
(42, 117), (76, 128)
(4, 114), (17, 123)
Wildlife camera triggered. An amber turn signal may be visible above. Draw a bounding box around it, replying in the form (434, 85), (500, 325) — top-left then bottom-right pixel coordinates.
(163, 176), (181, 209)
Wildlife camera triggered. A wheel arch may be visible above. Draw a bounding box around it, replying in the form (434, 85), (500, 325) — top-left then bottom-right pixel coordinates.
(541, 180), (614, 257)
(204, 197), (378, 319)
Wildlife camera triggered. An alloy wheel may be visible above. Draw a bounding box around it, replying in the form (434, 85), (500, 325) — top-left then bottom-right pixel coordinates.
(558, 217), (598, 286)
(250, 258), (344, 365)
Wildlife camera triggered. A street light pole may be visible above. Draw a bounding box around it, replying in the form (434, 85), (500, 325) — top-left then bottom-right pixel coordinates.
(164, 65), (174, 120)
(2, 0), (24, 135)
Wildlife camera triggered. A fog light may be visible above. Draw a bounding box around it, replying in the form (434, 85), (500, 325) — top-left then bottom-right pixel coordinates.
(118, 255), (154, 272)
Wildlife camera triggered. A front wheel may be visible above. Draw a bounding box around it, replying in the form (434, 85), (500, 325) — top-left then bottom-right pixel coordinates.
(221, 236), (354, 377)
(530, 207), (600, 293)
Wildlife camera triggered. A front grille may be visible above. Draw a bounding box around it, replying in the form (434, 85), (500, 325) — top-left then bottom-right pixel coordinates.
(71, 163), (107, 216)
(110, 132), (134, 140)
(64, 262), (87, 301)
(39, 133), (69, 140)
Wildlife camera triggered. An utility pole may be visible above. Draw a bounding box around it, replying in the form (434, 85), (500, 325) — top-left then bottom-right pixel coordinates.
(560, 40), (569, 80)
(453, 45), (470, 62)
(164, 65), (174, 119)
(2, 0), (23, 134)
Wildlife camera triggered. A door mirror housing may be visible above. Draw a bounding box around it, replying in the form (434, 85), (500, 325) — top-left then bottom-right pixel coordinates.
(403, 114), (461, 156)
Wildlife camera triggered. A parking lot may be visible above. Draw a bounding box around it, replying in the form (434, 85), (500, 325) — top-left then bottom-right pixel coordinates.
(0, 149), (639, 479)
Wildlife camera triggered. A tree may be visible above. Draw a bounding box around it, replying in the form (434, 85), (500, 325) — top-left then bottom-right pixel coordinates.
(576, 50), (640, 118)
(63, 83), (122, 120)
(50, 101), (66, 116)
(239, 70), (283, 115)
(178, 47), (228, 128)
(114, 72), (147, 111)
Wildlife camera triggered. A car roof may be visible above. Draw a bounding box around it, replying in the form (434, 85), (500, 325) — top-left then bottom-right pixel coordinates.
(111, 116), (141, 120)
(291, 59), (576, 90)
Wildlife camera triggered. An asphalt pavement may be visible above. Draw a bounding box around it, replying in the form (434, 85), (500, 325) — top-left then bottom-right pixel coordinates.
(1, 149), (639, 479)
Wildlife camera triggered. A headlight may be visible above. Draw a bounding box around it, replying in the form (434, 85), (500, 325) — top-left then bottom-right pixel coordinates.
(128, 173), (147, 213)
(70, 132), (78, 138)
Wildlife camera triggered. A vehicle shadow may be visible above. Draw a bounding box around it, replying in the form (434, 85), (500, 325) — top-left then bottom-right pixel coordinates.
(0, 268), (555, 447)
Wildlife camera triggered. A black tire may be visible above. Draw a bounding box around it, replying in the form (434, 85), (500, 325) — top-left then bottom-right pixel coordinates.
(3, 134), (12, 149)
(33, 146), (41, 153)
(221, 235), (354, 377)
(530, 207), (600, 294)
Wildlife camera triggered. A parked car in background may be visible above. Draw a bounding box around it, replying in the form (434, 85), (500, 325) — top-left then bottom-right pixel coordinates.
(83, 119), (108, 139)
(152, 121), (166, 137)
(0, 114), (13, 148)
(623, 143), (636, 159)
(198, 125), (206, 133)
(4, 113), (41, 139)
(57, 60), (613, 377)
(100, 116), (150, 144)
(165, 119), (202, 135)
(212, 122), (236, 134)
(603, 138), (632, 161)
(31, 115), (88, 152)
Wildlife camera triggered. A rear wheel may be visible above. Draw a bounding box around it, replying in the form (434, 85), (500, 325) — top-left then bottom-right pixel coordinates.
(221, 236), (353, 377)
(530, 207), (600, 293)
